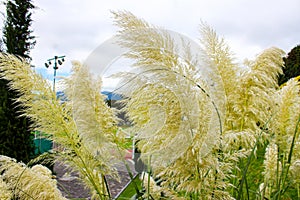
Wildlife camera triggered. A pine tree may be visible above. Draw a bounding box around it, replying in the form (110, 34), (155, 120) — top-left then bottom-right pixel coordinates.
(0, 0), (36, 163)
(3, 0), (36, 60)
(0, 79), (34, 162)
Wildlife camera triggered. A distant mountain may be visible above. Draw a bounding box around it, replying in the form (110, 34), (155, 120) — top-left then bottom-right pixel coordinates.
(56, 91), (68, 102)
(101, 91), (123, 100)
(55, 91), (122, 101)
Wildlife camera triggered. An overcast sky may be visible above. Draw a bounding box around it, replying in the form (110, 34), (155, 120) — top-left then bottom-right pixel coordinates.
(1, 0), (300, 90)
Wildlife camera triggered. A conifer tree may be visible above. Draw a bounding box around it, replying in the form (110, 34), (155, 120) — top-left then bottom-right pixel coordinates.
(3, 0), (36, 60)
(0, 0), (36, 163)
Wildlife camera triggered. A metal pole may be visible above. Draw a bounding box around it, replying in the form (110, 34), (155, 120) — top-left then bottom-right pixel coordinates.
(44, 55), (65, 151)
(53, 59), (56, 93)
(53, 56), (58, 93)
(45, 55), (65, 93)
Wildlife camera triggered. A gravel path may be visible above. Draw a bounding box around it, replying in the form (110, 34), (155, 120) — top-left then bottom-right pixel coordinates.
(54, 159), (137, 199)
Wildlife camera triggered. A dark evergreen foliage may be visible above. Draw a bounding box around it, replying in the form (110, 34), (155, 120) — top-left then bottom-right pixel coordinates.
(3, 0), (36, 61)
(278, 45), (300, 85)
(0, 78), (35, 163)
(0, 0), (36, 163)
